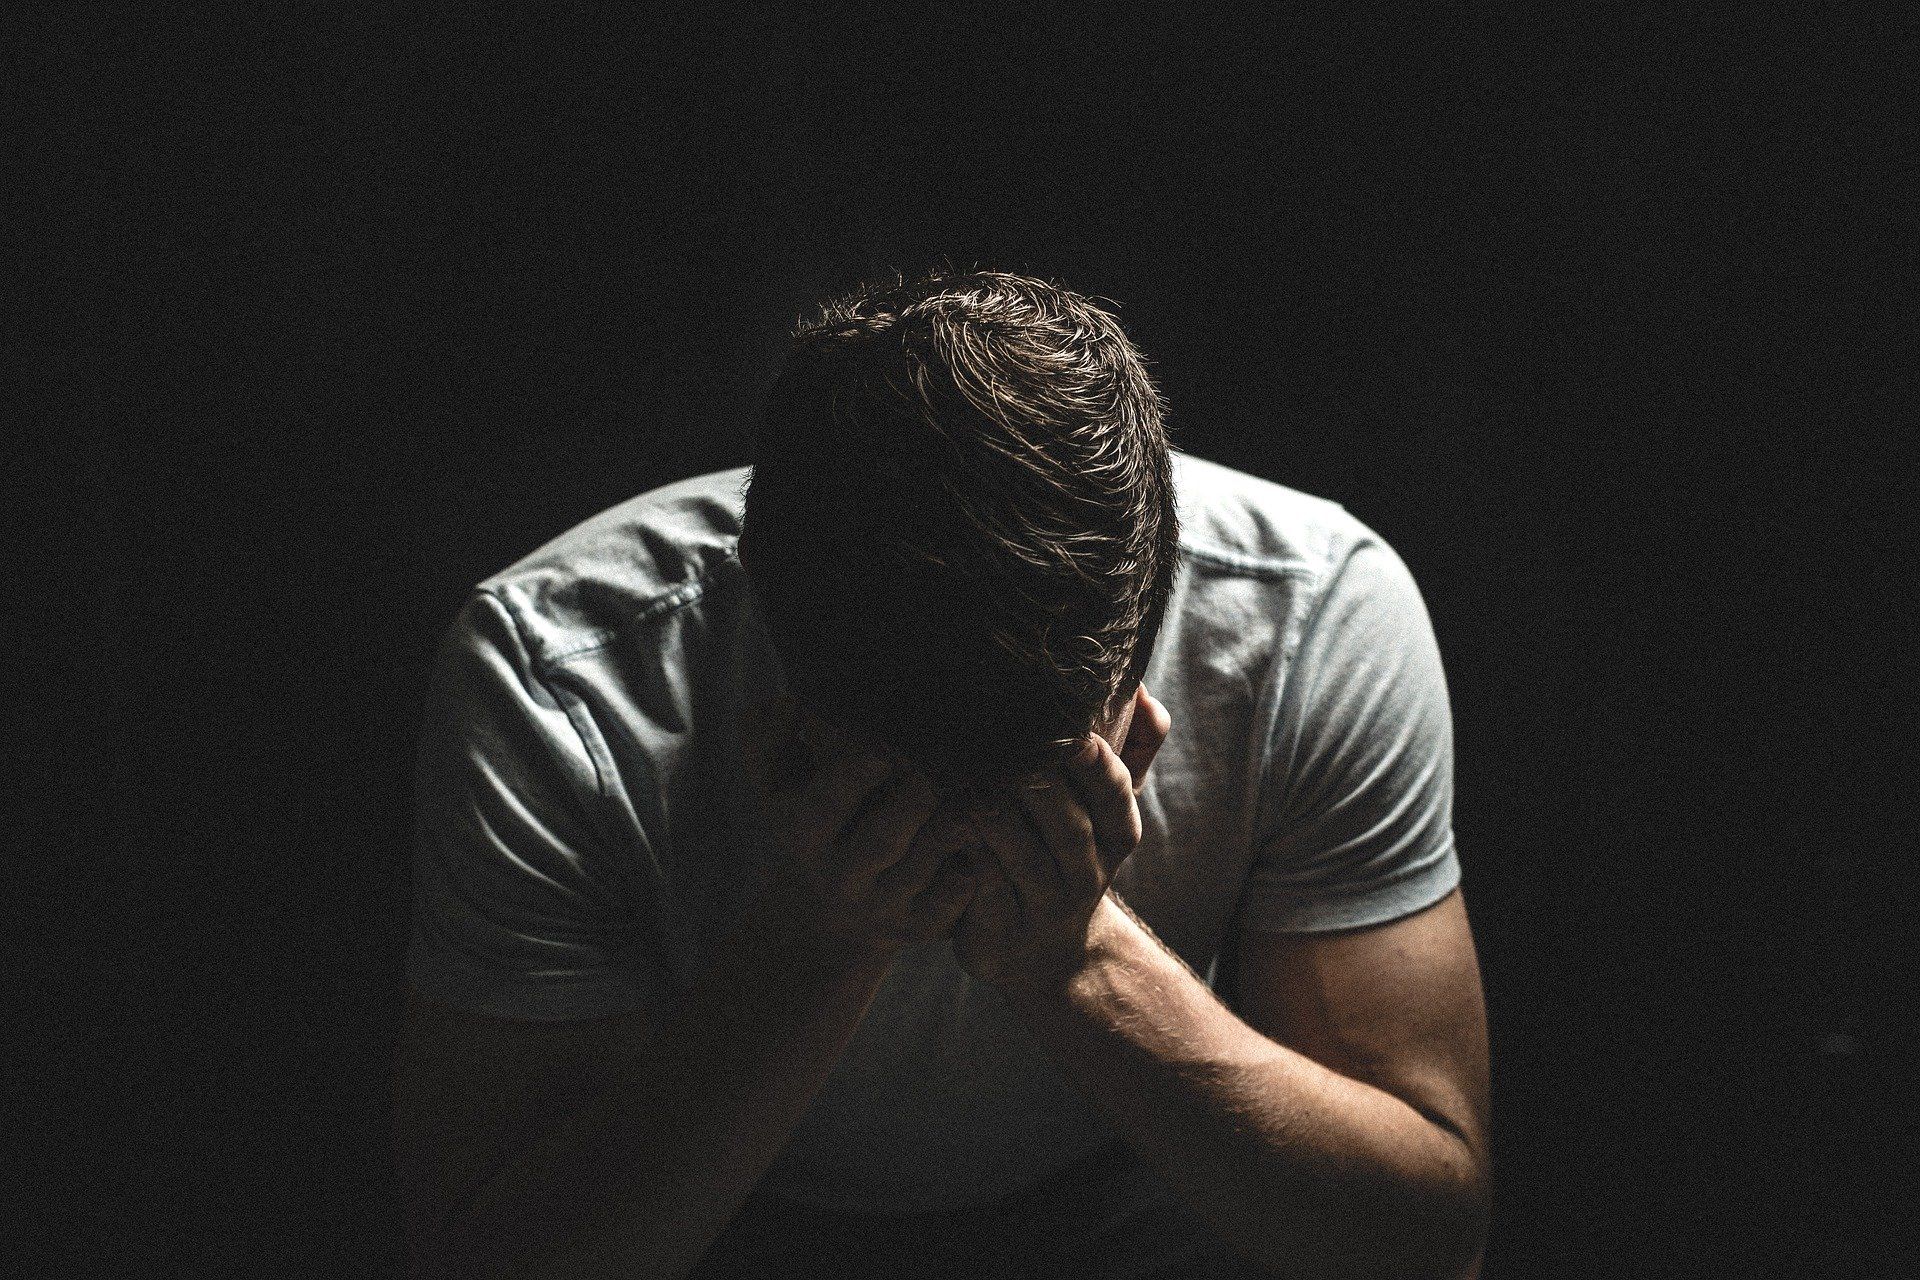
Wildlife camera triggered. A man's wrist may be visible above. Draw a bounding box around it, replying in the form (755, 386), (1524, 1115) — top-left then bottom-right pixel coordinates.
(1106, 890), (1213, 989)
(990, 893), (1134, 1004)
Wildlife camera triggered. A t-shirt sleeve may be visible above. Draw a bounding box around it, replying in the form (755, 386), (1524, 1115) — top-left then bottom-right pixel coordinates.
(1237, 529), (1463, 934)
(405, 588), (674, 1022)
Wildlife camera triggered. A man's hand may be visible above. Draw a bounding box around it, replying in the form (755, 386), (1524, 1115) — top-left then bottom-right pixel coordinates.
(952, 684), (1172, 991)
(742, 693), (991, 965)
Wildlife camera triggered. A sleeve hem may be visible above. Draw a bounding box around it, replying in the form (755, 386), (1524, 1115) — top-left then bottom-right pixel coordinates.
(1235, 836), (1461, 936)
(405, 935), (673, 1023)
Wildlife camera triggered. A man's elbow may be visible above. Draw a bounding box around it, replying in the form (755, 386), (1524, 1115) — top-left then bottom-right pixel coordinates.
(1382, 1107), (1491, 1280)
(1314, 1146), (1491, 1280)
(1438, 1170), (1492, 1280)
(1404, 1146), (1492, 1280)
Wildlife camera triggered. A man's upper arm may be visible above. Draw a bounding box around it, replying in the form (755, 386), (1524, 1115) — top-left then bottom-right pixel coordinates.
(1230, 889), (1490, 1177)
(1228, 524), (1488, 1170)
(395, 588), (675, 1269)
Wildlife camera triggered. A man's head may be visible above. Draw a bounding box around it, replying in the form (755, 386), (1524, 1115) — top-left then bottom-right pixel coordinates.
(738, 264), (1180, 806)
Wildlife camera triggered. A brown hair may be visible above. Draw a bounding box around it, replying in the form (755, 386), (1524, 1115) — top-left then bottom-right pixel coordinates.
(738, 262), (1179, 796)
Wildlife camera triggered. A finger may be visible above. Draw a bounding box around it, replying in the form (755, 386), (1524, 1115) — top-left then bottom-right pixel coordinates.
(873, 798), (978, 901)
(1017, 753), (1104, 903)
(907, 848), (988, 932)
(792, 747), (899, 854)
(836, 763), (944, 882)
(970, 798), (1063, 916)
(1061, 733), (1143, 882)
(1118, 685), (1172, 795)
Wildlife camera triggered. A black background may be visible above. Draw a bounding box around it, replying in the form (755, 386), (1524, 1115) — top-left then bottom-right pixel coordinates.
(36, 8), (1911, 1277)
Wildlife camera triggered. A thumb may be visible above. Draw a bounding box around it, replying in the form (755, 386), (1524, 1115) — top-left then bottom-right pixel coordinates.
(1118, 686), (1172, 793)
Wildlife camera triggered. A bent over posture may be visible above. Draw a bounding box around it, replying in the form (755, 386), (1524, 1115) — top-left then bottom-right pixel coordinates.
(393, 266), (1491, 1279)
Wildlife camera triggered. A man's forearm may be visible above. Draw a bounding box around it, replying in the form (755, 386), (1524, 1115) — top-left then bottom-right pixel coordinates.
(997, 895), (1488, 1279)
(439, 900), (897, 1280)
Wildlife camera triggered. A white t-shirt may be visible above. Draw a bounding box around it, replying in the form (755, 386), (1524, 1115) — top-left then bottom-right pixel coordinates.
(406, 447), (1463, 1214)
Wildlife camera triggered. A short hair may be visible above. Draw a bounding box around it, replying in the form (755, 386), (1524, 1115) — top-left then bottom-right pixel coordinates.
(738, 262), (1179, 797)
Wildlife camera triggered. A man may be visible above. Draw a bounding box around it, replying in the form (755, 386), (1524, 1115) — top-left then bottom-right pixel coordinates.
(392, 267), (1491, 1278)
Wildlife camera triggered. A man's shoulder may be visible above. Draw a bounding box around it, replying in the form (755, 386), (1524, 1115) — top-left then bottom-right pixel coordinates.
(1171, 449), (1375, 585)
(472, 465), (752, 672)
(461, 452), (1384, 673)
